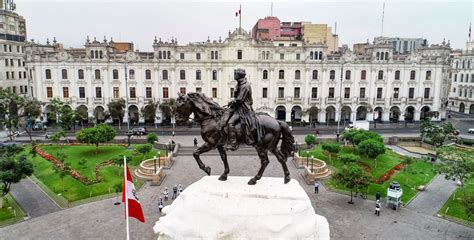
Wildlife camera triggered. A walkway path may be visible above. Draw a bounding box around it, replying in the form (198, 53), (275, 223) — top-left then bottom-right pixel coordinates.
(9, 178), (61, 218)
(406, 174), (459, 215)
(387, 145), (423, 159)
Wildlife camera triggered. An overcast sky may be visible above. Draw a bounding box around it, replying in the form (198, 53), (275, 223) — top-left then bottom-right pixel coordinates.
(15, 0), (473, 51)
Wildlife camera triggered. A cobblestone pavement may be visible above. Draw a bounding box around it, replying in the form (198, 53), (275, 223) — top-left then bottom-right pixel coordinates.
(406, 174), (459, 215)
(1, 150), (473, 240)
(9, 178), (61, 218)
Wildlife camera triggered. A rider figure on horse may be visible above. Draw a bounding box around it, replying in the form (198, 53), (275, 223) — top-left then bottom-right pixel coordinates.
(219, 68), (258, 151)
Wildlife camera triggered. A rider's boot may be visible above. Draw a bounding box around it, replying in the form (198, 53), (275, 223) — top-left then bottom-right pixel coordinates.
(226, 126), (239, 151)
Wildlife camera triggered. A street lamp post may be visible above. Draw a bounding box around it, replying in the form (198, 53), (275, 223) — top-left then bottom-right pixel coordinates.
(337, 62), (344, 135)
(124, 61), (130, 131)
(153, 156), (157, 174)
(311, 155), (314, 173)
(306, 151), (309, 168)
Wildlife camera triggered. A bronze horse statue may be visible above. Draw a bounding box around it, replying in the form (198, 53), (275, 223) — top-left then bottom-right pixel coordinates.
(175, 92), (295, 185)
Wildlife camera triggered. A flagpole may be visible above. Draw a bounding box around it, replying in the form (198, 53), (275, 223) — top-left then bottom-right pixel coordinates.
(124, 156), (130, 240)
(239, 4), (241, 33)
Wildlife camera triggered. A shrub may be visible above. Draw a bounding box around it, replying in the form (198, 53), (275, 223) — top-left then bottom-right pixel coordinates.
(358, 139), (385, 159)
(322, 142), (341, 155)
(147, 133), (158, 144)
(304, 134), (317, 146)
(353, 131), (383, 146)
(337, 153), (360, 164)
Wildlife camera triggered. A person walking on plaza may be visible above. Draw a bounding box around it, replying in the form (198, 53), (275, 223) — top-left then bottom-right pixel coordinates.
(314, 180), (320, 194)
(194, 138), (198, 147)
(375, 200), (381, 216)
(375, 191), (381, 201)
(158, 197), (163, 213)
(172, 185), (178, 200)
(163, 187), (169, 201)
(178, 184), (183, 195)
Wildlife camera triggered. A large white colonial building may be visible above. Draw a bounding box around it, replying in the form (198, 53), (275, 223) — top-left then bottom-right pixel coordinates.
(24, 29), (452, 125)
(449, 41), (474, 114)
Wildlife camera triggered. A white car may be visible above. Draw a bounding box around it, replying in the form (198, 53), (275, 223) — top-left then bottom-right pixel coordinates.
(468, 128), (474, 134)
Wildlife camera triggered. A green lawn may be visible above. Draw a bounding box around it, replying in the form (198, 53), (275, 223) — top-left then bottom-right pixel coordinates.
(0, 194), (26, 226)
(300, 144), (436, 203)
(28, 144), (163, 203)
(439, 177), (474, 223)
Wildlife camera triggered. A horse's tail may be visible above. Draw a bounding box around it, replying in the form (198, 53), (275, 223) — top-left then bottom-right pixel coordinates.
(279, 121), (295, 159)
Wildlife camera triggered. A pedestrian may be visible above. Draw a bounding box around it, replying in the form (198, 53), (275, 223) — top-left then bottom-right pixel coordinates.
(375, 191), (381, 201)
(172, 185), (178, 200)
(44, 125), (47, 132)
(163, 187), (169, 201)
(375, 200), (381, 216)
(314, 180), (320, 194)
(172, 131), (175, 137)
(178, 184), (183, 195)
(316, 130), (320, 136)
(194, 138), (198, 147)
(158, 197), (163, 213)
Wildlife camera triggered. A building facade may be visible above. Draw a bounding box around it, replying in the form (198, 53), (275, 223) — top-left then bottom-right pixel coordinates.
(26, 29), (451, 125)
(0, 7), (29, 96)
(374, 37), (427, 54)
(449, 41), (474, 114)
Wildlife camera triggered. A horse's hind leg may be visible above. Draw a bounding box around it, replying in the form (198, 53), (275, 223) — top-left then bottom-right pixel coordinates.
(248, 150), (269, 185)
(216, 145), (229, 181)
(271, 149), (291, 184)
(193, 143), (214, 176)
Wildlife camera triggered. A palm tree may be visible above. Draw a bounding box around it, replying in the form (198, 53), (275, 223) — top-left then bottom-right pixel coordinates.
(159, 99), (177, 126)
(304, 106), (319, 127)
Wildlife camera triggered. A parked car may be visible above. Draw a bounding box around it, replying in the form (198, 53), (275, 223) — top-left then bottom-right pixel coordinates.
(468, 128), (474, 134)
(131, 127), (147, 135)
(32, 121), (45, 131)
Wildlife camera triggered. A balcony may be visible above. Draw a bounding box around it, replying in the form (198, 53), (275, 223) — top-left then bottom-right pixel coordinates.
(275, 98), (286, 104)
(128, 98), (138, 104)
(375, 98), (385, 104)
(422, 97), (433, 104)
(76, 97), (87, 104)
(93, 97), (103, 104)
(309, 98), (320, 104)
(358, 97), (369, 104)
(407, 98), (417, 104)
(292, 97), (302, 104)
(325, 97), (336, 104)
(342, 97), (352, 104)
(390, 98), (402, 105)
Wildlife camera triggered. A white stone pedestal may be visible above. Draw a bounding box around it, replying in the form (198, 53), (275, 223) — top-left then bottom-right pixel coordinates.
(154, 176), (330, 240)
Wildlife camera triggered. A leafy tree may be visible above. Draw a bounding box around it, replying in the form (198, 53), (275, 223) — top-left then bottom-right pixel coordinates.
(137, 144), (153, 161)
(462, 195), (474, 221)
(337, 153), (360, 164)
(305, 106), (319, 126)
(59, 105), (75, 130)
(358, 139), (385, 168)
(0, 145), (33, 208)
(0, 89), (25, 141)
(322, 142), (341, 164)
(341, 128), (365, 147)
(147, 133), (158, 145)
(436, 146), (474, 196)
(107, 99), (125, 129)
(48, 98), (65, 125)
(50, 130), (67, 144)
(353, 131), (383, 146)
(74, 106), (88, 127)
(333, 163), (370, 204)
(304, 134), (317, 147)
(421, 120), (458, 147)
(53, 164), (70, 193)
(159, 99), (177, 124)
(76, 123), (116, 154)
(22, 98), (42, 143)
(142, 101), (158, 124)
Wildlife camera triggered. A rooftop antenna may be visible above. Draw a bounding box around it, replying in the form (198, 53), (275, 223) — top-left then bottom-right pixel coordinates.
(271, 2), (273, 16)
(381, 2), (385, 37)
(334, 22), (337, 35)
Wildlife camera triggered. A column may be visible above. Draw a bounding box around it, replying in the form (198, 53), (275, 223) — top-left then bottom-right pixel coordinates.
(414, 110), (421, 121)
(319, 110), (326, 124)
(382, 111), (390, 122)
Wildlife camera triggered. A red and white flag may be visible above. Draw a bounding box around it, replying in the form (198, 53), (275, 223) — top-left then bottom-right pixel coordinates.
(235, 8), (241, 17)
(469, 23), (471, 40)
(122, 164), (145, 223)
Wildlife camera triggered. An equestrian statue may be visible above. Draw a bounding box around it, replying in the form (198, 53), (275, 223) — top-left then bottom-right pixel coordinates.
(175, 69), (295, 185)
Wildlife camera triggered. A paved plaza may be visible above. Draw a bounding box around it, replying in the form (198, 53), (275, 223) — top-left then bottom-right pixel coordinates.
(0, 141), (473, 240)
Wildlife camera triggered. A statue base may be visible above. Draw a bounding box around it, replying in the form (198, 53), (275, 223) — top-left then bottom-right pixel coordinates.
(153, 176), (330, 239)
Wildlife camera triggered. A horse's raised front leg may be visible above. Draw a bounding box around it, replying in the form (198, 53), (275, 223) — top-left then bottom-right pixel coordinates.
(272, 149), (291, 184)
(248, 150), (269, 185)
(216, 145), (229, 181)
(193, 142), (214, 176)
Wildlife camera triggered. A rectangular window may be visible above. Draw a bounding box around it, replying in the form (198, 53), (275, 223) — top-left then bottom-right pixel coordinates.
(196, 70), (201, 80)
(262, 88), (268, 98)
(408, 88), (415, 99)
(12, 86), (16, 93)
(196, 87), (202, 93)
(129, 87), (136, 98)
(63, 87), (69, 98)
(146, 87), (152, 98)
(359, 88), (365, 98)
(296, 53), (300, 60)
(79, 87), (85, 98)
(237, 50), (242, 60)
(163, 87), (169, 98)
(180, 70), (186, 80)
(471, 74), (474, 83)
(180, 87), (186, 95)
(376, 88), (383, 99)
(10, 59), (13, 66)
(280, 53), (284, 60)
(395, 71), (400, 80)
(278, 87), (284, 98)
(454, 74), (457, 82)
(4, 59), (8, 66)
(344, 87), (350, 98)
(113, 87), (119, 98)
(96, 87), (102, 98)
(212, 88), (217, 98)
(393, 88), (399, 99)
(294, 87), (300, 98)
(230, 88), (234, 98)
(6, 72), (9, 79)
(424, 88), (430, 99)
(311, 87), (318, 99)
(180, 53), (185, 60)
(328, 87), (335, 98)
(17, 59), (20, 66)
(196, 53), (201, 60)
(47, 87), (53, 98)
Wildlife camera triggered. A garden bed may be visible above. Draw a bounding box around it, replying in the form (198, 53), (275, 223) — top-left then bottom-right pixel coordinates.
(439, 177), (474, 224)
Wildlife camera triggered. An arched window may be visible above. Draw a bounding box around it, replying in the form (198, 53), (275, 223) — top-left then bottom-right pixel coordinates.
(94, 50), (98, 59)
(212, 70), (217, 80)
(196, 70), (201, 80)
(394, 70), (400, 80)
(278, 70), (285, 80)
(376, 52), (380, 60)
(78, 69), (84, 79)
(310, 51), (314, 60)
(468, 60), (471, 69)
(318, 51), (322, 60)
(380, 52), (384, 60)
(263, 70), (268, 80)
(378, 70), (384, 80)
(330, 70), (335, 80)
(425, 70), (431, 80)
(180, 70), (186, 80)
(361, 70), (366, 80)
(462, 60), (465, 69)
(99, 51), (103, 59)
(45, 69), (51, 79)
(61, 69), (68, 79)
(461, 74), (464, 82)
(295, 70), (301, 80)
(129, 69), (135, 80)
(145, 69), (151, 80)
(113, 69), (119, 79)
(162, 51), (167, 59)
(312, 70), (318, 80)
(455, 61), (459, 69)
(158, 51), (162, 59)
(95, 69), (101, 80)
(470, 89), (473, 98)
(410, 70), (416, 80)
(167, 51), (171, 59)
(266, 51), (270, 60)
(385, 52), (389, 60)
(90, 50), (94, 58)
(162, 70), (168, 80)
(211, 51), (214, 59)
(345, 70), (351, 80)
